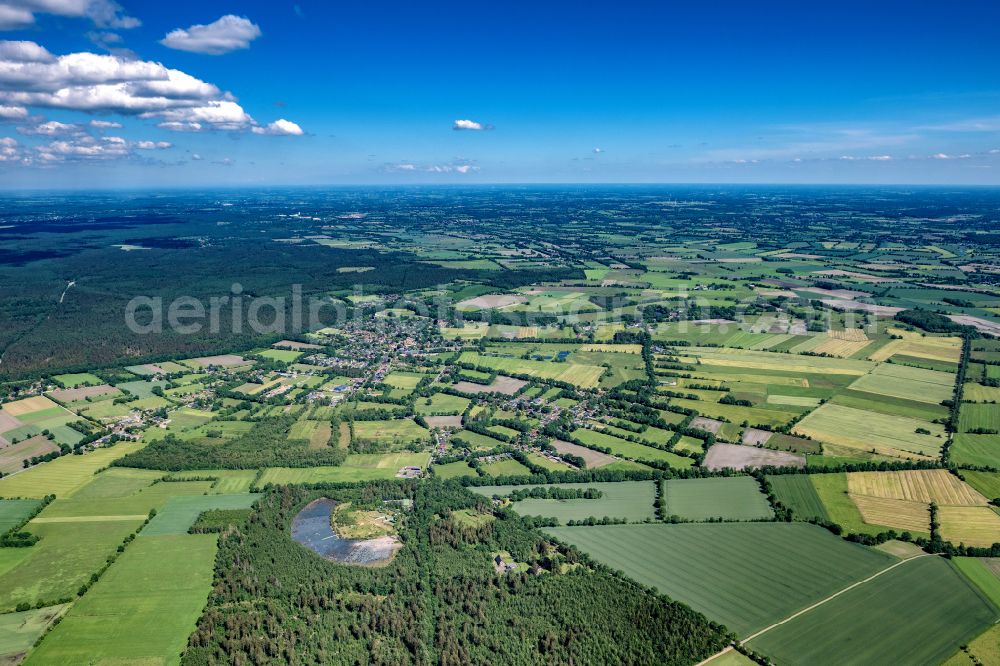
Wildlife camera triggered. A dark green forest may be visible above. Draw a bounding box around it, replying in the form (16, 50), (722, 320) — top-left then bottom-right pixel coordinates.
(182, 481), (730, 665)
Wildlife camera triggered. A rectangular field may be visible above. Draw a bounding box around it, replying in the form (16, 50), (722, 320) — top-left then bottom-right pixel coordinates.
(793, 403), (943, 460)
(847, 470), (987, 506)
(545, 522), (893, 636)
(258, 452), (431, 485)
(457, 352), (604, 388)
(571, 428), (693, 468)
(664, 477), (773, 521)
(745, 557), (998, 666)
(24, 534), (217, 666)
(766, 475), (829, 522)
(472, 481), (656, 523)
(0, 441), (145, 498)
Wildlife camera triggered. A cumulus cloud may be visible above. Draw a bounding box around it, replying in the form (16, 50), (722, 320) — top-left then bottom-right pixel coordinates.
(593, 147), (603, 153)
(0, 103), (25, 118)
(251, 118), (303, 135)
(0, 0), (139, 30)
(89, 118), (120, 128)
(17, 119), (84, 135)
(453, 119), (493, 131)
(161, 15), (261, 55)
(134, 140), (170, 149)
(0, 40), (302, 135)
(0, 134), (19, 160)
(35, 133), (130, 162)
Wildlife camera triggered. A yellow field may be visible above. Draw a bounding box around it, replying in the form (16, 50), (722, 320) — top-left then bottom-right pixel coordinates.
(0, 441), (145, 498)
(1, 395), (60, 417)
(847, 470), (987, 506)
(869, 335), (962, 363)
(939, 506), (1000, 547)
(828, 328), (869, 342)
(811, 337), (871, 357)
(850, 494), (930, 533)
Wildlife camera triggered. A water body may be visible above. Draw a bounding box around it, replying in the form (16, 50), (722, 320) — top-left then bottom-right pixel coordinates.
(291, 498), (400, 566)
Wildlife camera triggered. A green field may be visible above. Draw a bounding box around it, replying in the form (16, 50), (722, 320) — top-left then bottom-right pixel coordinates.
(951, 433), (1000, 468)
(256, 348), (303, 363)
(767, 474), (829, 522)
(0, 441), (146, 498)
(51, 373), (103, 388)
(352, 418), (428, 444)
(960, 471), (1000, 501)
(432, 461), (477, 479)
(0, 519), (143, 611)
(746, 557), (998, 666)
(258, 452), (431, 485)
(794, 403), (943, 460)
(960, 403), (1000, 432)
(0, 604), (68, 662)
(472, 481), (656, 523)
(142, 494), (259, 536)
(810, 472), (902, 535)
(664, 477), (773, 521)
(480, 458), (532, 477)
(164, 469), (258, 493)
(545, 522), (892, 636)
(458, 351), (604, 388)
(415, 392), (471, 415)
(847, 363), (955, 405)
(953, 557), (1000, 609)
(572, 428), (694, 468)
(25, 535), (217, 665)
(0, 498), (42, 532)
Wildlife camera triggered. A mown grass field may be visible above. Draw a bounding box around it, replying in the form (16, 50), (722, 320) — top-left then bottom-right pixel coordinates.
(432, 461), (477, 479)
(847, 470), (987, 506)
(480, 458), (532, 477)
(846, 363), (955, 405)
(352, 418), (428, 444)
(663, 477), (773, 521)
(951, 433), (1000, 468)
(0, 441), (145, 498)
(960, 404), (1000, 432)
(258, 452), (431, 485)
(415, 392), (470, 415)
(746, 557), (998, 666)
(545, 522), (892, 636)
(793, 403), (943, 460)
(938, 506), (1000, 548)
(473, 481), (656, 523)
(24, 535), (217, 666)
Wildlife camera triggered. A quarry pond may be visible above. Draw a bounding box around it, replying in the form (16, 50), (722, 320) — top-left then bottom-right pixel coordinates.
(291, 497), (401, 566)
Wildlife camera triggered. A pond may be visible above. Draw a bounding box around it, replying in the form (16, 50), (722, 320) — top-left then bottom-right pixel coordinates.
(291, 498), (401, 566)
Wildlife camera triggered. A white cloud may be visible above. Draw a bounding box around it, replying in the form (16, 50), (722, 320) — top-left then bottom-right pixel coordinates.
(251, 118), (303, 135)
(384, 160), (479, 174)
(134, 140), (170, 149)
(0, 134), (19, 160)
(453, 118), (493, 131)
(161, 15), (261, 55)
(593, 147), (603, 153)
(190, 152), (202, 160)
(34, 133), (131, 162)
(0, 103), (25, 118)
(89, 118), (120, 128)
(17, 119), (83, 135)
(0, 0), (139, 30)
(0, 41), (301, 135)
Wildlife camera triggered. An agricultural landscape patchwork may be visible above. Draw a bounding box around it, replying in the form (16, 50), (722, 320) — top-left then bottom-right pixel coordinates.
(1, 187), (1000, 664)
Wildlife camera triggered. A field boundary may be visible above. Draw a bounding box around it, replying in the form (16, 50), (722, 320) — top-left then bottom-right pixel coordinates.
(742, 553), (933, 644)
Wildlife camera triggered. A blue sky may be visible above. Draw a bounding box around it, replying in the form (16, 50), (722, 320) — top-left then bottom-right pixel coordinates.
(1, 0), (999, 187)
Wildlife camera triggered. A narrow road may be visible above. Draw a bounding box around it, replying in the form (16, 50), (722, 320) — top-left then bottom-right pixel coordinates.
(741, 553), (933, 645)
